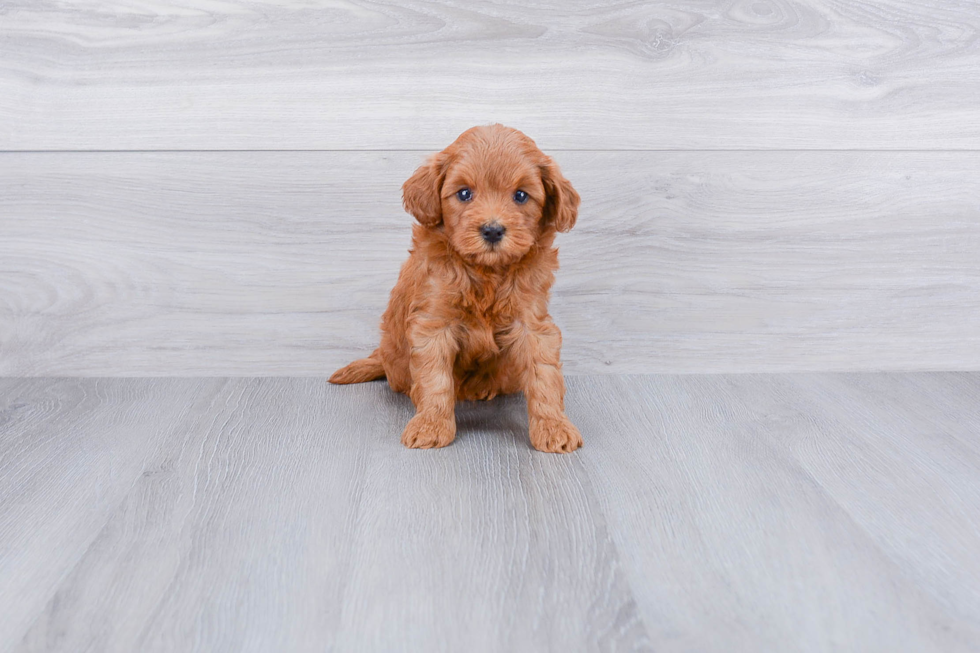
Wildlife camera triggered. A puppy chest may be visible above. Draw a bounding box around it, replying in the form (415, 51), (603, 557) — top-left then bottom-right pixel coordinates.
(458, 312), (512, 364)
(446, 270), (531, 364)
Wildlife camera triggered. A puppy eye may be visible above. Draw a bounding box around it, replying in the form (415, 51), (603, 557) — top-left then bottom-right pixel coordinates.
(513, 190), (529, 204)
(456, 188), (473, 202)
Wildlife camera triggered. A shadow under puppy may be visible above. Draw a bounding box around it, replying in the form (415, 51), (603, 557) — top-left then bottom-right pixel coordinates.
(330, 124), (582, 453)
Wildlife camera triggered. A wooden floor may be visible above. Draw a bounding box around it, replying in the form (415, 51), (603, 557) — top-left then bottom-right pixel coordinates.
(2, 373), (978, 652)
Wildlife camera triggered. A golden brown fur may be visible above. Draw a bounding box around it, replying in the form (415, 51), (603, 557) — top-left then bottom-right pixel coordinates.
(330, 124), (582, 453)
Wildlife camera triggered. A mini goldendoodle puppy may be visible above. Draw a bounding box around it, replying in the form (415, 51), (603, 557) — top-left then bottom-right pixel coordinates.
(330, 124), (582, 453)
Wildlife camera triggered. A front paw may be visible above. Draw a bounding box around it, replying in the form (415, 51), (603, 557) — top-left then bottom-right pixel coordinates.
(401, 413), (456, 449)
(530, 417), (583, 453)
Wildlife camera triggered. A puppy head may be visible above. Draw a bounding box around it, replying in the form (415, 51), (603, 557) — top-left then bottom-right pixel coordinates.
(402, 124), (579, 267)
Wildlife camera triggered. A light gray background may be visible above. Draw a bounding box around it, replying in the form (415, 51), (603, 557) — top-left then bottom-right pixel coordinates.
(2, 0), (978, 375)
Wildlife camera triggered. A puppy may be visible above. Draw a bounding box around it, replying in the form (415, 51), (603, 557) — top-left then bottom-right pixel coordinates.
(330, 124), (582, 453)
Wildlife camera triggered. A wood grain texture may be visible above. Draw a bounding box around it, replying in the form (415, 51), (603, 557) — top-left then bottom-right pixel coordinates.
(329, 390), (649, 652)
(2, 374), (979, 651)
(2, 151), (978, 376)
(0, 378), (222, 651)
(1, 0), (978, 150)
(567, 373), (980, 652)
(12, 378), (377, 653)
(3, 378), (650, 652)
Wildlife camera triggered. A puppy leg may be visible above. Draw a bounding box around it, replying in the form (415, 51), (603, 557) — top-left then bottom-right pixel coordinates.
(505, 320), (582, 453)
(402, 324), (458, 449)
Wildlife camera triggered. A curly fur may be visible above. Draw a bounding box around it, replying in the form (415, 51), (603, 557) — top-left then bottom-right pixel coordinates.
(330, 124), (582, 453)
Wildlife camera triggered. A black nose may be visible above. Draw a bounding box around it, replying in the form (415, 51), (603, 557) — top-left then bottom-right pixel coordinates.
(480, 223), (506, 244)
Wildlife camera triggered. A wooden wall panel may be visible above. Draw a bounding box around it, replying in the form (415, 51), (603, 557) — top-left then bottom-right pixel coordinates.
(2, 151), (977, 375)
(1, 0), (978, 150)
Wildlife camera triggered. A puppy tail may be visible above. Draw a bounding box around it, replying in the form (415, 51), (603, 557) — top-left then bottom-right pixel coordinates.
(329, 349), (386, 385)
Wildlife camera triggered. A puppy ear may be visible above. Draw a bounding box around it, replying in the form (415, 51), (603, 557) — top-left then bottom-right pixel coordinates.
(402, 154), (446, 227)
(541, 160), (580, 233)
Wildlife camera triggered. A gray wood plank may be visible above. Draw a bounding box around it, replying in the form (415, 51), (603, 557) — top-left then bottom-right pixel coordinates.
(569, 374), (980, 652)
(2, 151), (978, 376)
(1, 0), (978, 150)
(12, 378), (381, 653)
(0, 378), (221, 650)
(4, 374), (980, 651)
(787, 373), (980, 625)
(329, 389), (649, 652)
(4, 378), (650, 653)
